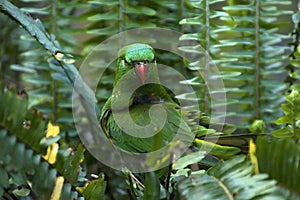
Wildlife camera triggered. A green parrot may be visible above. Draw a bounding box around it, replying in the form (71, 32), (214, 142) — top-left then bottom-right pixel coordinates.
(100, 43), (195, 155)
(95, 43), (267, 199)
(100, 43), (260, 168)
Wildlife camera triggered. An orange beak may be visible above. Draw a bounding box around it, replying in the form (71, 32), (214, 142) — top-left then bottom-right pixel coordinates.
(134, 64), (148, 84)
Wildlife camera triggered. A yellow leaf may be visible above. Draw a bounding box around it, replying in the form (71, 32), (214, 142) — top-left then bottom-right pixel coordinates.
(43, 143), (59, 164)
(50, 176), (64, 200)
(76, 182), (88, 194)
(43, 122), (60, 164)
(46, 121), (60, 137)
(249, 139), (259, 174)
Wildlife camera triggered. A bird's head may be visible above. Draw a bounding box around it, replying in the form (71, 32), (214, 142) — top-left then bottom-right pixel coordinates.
(116, 43), (156, 84)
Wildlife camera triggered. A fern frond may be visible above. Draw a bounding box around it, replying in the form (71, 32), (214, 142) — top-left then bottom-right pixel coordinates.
(0, 82), (86, 186)
(0, 129), (82, 199)
(256, 136), (300, 197)
(180, 0), (294, 131)
(175, 155), (282, 199)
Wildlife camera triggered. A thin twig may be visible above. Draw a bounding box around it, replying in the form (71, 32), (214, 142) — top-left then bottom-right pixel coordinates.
(164, 153), (173, 190)
(130, 173), (145, 188)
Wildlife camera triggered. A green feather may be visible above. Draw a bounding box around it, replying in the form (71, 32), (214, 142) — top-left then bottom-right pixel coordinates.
(118, 43), (155, 63)
(100, 43), (195, 154)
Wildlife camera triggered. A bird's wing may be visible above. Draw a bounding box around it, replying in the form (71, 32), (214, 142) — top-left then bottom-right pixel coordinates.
(101, 101), (195, 153)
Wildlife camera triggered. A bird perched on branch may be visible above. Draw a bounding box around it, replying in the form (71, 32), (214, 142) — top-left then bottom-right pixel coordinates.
(100, 43), (257, 165)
